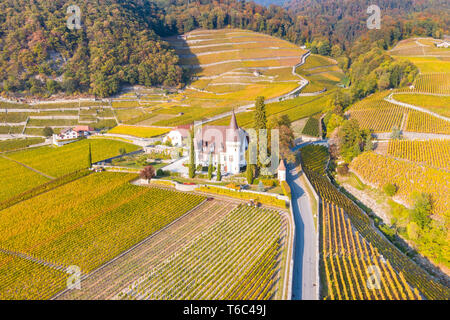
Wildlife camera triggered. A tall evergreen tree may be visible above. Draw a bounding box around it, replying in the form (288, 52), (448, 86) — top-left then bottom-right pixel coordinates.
(254, 96), (267, 173)
(208, 153), (214, 180)
(216, 157), (222, 181)
(87, 143), (92, 168)
(189, 129), (196, 178)
(254, 96), (267, 131)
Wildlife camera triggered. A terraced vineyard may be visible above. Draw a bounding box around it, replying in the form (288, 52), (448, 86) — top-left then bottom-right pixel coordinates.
(0, 101), (117, 137)
(0, 138), (45, 152)
(410, 73), (450, 95)
(300, 145), (450, 300)
(387, 139), (450, 170)
(405, 110), (450, 134)
(0, 173), (206, 299)
(348, 103), (405, 133)
(348, 94), (450, 134)
(322, 201), (421, 300)
(295, 54), (345, 93)
(103, 29), (341, 128)
(209, 91), (334, 128)
(392, 94), (450, 118)
(349, 152), (450, 217)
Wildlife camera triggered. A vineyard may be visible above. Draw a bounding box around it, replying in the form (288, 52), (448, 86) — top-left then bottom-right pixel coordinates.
(6, 139), (140, 177)
(410, 73), (450, 95)
(0, 252), (66, 300)
(387, 139), (450, 170)
(301, 115), (321, 137)
(348, 94), (450, 134)
(0, 138), (45, 152)
(322, 201), (421, 300)
(300, 145), (450, 300)
(117, 204), (288, 300)
(0, 173), (206, 299)
(107, 125), (171, 138)
(349, 152), (449, 217)
(0, 156), (50, 202)
(405, 110), (450, 134)
(392, 94), (450, 118)
(348, 103), (405, 133)
(0, 102), (118, 137)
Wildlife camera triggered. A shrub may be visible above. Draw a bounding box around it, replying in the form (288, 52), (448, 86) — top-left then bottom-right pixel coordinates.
(336, 164), (349, 176)
(281, 181), (291, 199)
(411, 192), (432, 228)
(261, 179), (278, 187)
(43, 127), (54, 137)
(383, 183), (397, 196)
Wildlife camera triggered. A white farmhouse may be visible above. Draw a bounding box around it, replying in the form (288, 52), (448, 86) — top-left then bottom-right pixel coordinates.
(52, 128), (79, 146)
(52, 126), (94, 146)
(436, 41), (450, 48)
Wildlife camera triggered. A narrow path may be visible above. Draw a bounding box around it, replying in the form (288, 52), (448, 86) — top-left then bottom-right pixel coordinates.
(386, 93), (450, 122)
(1, 154), (55, 179)
(288, 166), (318, 300)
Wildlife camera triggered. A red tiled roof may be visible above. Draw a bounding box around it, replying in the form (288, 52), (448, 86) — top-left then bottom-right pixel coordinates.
(73, 125), (94, 132)
(277, 160), (286, 171)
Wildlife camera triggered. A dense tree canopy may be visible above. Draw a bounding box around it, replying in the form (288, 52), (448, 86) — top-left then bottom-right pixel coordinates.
(0, 0), (448, 98)
(0, 0), (182, 97)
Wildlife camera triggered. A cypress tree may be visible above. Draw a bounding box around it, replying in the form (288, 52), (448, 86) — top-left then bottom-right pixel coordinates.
(217, 157), (222, 181)
(254, 96), (267, 173)
(246, 164), (254, 185)
(87, 142), (92, 168)
(189, 129), (195, 178)
(254, 96), (267, 131)
(208, 153), (214, 180)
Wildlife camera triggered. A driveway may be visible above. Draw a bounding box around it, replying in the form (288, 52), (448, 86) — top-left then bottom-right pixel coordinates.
(161, 156), (188, 175)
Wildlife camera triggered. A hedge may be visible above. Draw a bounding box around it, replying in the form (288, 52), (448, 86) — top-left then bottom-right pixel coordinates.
(197, 186), (287, 209)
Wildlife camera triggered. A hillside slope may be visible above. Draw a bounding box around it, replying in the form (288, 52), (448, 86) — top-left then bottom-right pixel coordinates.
(0, 0), (182, 98)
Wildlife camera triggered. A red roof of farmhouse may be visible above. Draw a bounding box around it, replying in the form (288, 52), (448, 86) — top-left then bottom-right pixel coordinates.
(73, 125), (94, 132)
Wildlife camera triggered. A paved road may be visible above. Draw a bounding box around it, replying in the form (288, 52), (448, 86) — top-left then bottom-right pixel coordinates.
(288, 167), (318, 300)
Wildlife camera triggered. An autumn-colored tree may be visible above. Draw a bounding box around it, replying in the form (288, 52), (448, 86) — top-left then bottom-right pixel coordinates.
(140, 165), (156, 181)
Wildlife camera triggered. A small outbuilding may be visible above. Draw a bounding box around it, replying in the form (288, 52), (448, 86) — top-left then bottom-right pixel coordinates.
(278, 160), (287, 182)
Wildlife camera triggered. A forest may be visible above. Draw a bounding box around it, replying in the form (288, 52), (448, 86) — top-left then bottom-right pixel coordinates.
(0, 0), (448, 97)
